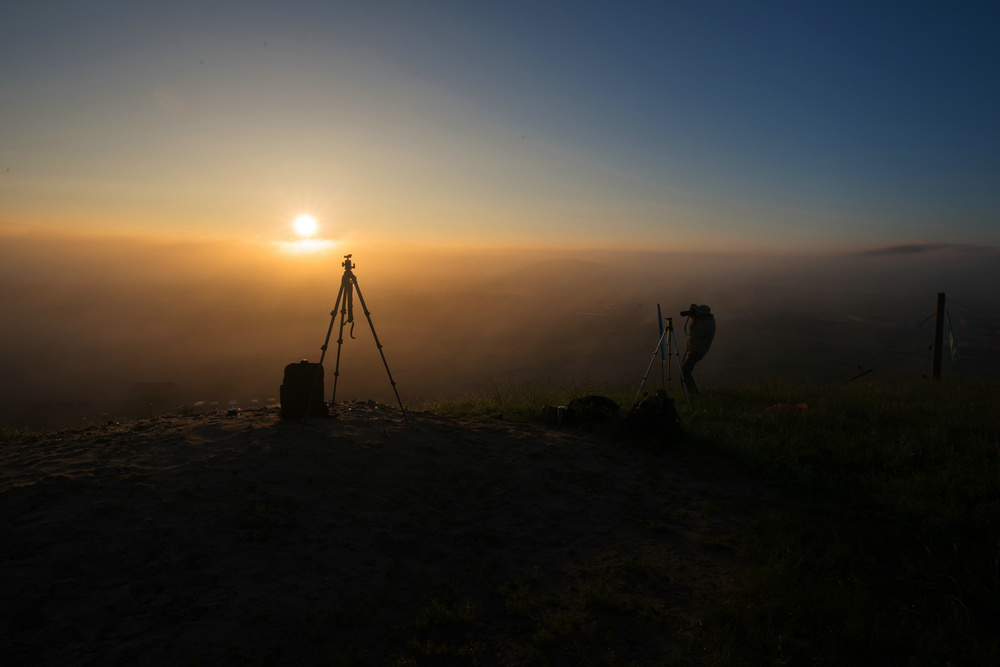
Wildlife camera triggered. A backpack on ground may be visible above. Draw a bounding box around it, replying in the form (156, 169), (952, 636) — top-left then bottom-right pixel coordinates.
(279, 360), (328, 419)
(563, 395), (620, 426)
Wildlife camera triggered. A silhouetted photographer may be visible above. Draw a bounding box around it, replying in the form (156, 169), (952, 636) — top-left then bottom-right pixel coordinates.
(679, 304), (715, 395)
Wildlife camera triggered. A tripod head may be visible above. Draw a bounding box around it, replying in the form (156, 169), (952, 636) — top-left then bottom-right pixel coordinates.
(342, 254), (355, 272)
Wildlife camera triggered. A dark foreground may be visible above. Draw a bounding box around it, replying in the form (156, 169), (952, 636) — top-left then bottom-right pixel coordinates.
(1, 404), (764, 666)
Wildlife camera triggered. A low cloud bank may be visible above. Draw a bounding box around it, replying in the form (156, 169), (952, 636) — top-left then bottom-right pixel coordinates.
(2, 228), (998, 426)
(857, 242), (998, 256)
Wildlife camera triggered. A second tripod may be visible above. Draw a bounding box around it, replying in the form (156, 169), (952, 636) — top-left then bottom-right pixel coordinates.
(634, 311), (691, 407)
(311, 254), (407, 421)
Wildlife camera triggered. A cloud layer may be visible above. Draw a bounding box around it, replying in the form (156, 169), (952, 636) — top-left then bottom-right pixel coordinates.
(2, 227), (998, 426)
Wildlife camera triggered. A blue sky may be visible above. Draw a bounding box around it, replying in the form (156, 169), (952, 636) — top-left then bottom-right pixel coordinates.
(2, 1), (998, 251)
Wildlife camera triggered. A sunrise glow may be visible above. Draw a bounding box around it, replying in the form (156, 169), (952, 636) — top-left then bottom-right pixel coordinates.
(293, 215), (319, 238)
(278, 238), (336, 255)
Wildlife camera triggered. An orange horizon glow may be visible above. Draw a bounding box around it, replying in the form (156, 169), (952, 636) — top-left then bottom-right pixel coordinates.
(278, 238), (338, 255)
(0, 218), (927, 262)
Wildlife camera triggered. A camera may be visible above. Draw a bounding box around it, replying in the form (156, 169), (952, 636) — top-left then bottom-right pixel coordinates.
(680, 304), (698, 317)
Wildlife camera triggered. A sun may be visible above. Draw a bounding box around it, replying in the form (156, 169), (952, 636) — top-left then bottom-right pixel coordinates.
(293, 214), (318, 238)
(278, 213), (337, 254)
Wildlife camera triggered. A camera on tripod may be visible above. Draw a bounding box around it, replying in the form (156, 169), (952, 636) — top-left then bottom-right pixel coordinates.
(301, 253), (406, 421)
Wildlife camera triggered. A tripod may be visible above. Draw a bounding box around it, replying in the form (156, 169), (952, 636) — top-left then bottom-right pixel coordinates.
(309, 254), (407, 421)
(634, 313), (690, 407)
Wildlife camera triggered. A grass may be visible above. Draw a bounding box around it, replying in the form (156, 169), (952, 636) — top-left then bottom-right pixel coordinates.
(411, 378), (640, 420)
(0, 425), (33, 444)
(414, 378), (1000, 665)
(680, 380), (1000, 666)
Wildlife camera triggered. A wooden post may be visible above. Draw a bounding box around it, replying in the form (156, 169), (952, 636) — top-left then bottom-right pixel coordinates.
(932, 292), (945, 380)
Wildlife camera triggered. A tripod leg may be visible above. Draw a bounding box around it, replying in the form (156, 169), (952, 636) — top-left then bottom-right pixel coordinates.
(306, 281), (347, 417)
(331, 276), (352, 404)
(657, 305), (666, 389)
(669, 330), (691, 407)
(665, 332), (673, 386)
(318, 281), (346, 366)
(350, 275), (408, 422)
(634, 328), (669, 404)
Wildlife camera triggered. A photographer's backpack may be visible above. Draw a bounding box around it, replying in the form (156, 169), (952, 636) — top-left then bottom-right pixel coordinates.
(279, 360), (328, 419)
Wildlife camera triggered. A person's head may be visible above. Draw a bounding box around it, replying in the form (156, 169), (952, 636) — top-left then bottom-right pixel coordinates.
(693, 304), (712, 321)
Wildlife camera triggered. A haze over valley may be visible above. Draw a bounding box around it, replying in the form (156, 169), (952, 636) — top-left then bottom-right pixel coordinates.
(3, 228), (996, 426)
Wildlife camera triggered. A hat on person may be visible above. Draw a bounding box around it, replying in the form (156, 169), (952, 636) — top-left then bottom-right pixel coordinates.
(695, 304), (712, 315)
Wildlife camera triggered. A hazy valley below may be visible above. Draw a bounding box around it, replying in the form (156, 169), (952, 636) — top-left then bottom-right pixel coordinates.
(2, 229), (998, 427)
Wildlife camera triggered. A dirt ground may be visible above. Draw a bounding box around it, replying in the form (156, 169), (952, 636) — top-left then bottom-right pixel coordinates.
(1, 403), (769, 665)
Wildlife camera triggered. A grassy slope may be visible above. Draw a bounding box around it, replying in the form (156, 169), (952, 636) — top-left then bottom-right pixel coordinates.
(688, 381), (1000, 666)
(419, 379), (1000, 666)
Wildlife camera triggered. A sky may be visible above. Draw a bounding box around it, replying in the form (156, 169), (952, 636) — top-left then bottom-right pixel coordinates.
(3, 0), (999, 252)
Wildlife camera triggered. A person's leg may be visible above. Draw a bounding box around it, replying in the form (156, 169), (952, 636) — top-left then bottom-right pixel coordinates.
(681, 351), (704, 395)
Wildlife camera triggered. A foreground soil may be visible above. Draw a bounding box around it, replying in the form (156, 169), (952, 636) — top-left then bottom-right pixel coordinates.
(1, 403), (769, 666)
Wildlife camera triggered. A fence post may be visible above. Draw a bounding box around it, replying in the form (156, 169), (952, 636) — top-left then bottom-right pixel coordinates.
(932, 292), (945, 380)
